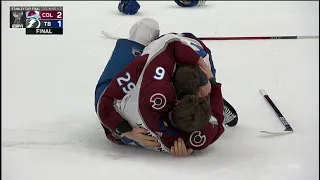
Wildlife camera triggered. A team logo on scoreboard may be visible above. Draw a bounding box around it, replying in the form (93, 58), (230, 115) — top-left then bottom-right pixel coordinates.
(26, 10), (40, 19)
(26, 10), (41, 28)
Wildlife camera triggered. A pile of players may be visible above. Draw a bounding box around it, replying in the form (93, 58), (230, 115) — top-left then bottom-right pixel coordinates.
(94, 18), (238, 157)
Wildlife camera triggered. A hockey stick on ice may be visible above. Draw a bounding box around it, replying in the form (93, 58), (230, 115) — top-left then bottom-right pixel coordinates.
(101, 31), (121, 40)
(101, 27), (220, 41)
(103, 32), (319, 41)
(102, 30), (319, 41)
(101, 30), (220, 40)
(259, 89), (294, 135)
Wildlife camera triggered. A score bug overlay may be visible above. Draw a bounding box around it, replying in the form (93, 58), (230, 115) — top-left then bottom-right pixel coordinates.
(10, 6), (63, 35)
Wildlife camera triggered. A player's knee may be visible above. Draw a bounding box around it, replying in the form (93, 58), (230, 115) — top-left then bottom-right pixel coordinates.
(173, 66), (200, 99)
(171, 95), (211, 132)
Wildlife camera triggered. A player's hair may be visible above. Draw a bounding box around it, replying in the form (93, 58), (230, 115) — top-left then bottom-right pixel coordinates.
(171, 95), (211, 132)
(173, 66), (200, 99)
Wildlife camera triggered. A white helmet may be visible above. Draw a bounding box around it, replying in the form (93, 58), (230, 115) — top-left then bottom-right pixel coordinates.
(128, 18), (160, 46)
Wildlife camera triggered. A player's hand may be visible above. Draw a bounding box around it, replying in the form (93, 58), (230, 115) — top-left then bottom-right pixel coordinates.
(198, 58), (214, 79)
(123, 128), (161, 148)
(171, 138), (193, 157)
(197, 81), (211, 97)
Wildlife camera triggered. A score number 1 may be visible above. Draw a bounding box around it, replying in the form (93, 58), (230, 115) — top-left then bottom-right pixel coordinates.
(57, 20), (62, 27)
(43, 20), (63, 28)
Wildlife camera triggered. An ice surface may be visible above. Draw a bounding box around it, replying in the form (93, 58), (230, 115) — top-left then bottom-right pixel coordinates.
(2, 1), (319, 180)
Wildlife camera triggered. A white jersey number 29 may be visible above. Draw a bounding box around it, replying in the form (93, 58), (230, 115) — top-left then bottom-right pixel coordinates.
(116, 72), (136, 94)
(117, 67), (165, 94)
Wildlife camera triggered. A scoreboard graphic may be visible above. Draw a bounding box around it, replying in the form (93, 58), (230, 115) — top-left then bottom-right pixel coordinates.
(10, 6), (63, 35)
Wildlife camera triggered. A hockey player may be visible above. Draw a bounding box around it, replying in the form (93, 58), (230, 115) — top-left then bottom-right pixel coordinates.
(96, 20), (210, 150)
(95, 18), (163, 148)
(96, 18), (208, 150)
(95, 19), (237, 156)
(110, 32), (226, 155)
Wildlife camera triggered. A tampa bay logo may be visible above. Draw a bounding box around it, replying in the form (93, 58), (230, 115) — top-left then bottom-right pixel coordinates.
(26, 10), (41, 28)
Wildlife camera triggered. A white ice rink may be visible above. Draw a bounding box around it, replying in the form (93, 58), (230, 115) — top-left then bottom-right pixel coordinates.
(2, 1), (319, 180)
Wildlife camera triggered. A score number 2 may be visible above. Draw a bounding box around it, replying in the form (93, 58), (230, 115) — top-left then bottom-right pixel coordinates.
(57, 12), (63, 19)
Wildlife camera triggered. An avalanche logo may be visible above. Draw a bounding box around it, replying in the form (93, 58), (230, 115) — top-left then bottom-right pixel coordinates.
(150, 93), (166, 110)
(26, 10), (41, 28)
(26, 10), (40, 19)
(189, 131), (206, 147)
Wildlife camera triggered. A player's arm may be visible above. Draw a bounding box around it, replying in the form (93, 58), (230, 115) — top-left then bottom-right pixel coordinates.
(176, 82), (225, 151)
(180, 33), (215, 72)
(168, 40), (202, 66)
(181, 32), (212, 54)
(98, 93), (131, 134)
(159, 120), (224, 152)
(184, 122), (224, 151)
(97, 57), (146, 134)
(184, 81), (226, 150)
(208, 81), (225, 125)
(146, 34), (202, 67)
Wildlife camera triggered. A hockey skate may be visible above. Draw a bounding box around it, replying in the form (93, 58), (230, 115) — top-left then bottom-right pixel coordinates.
(223, 98), (238, 127)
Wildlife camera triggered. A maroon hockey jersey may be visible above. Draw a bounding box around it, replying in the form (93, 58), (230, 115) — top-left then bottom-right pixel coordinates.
(97, 34), (224, 153)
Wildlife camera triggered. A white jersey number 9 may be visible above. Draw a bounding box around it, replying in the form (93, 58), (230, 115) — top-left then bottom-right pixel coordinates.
(154, 67), (165, 80)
